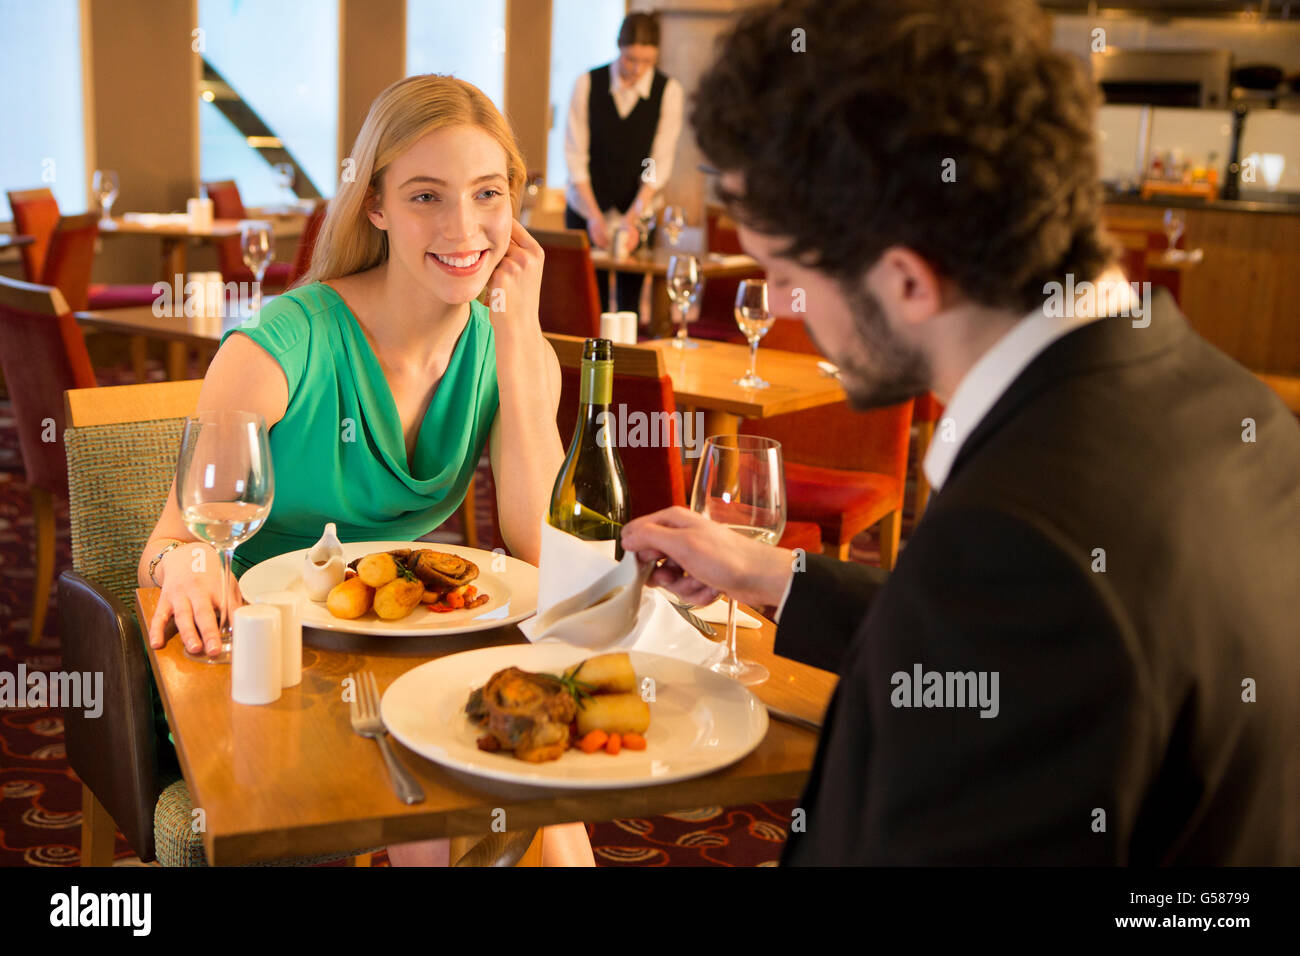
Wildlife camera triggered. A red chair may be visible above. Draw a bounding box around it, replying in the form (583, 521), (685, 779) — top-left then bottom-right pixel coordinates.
(31, 213), (99, 312)
(0, 277), (99, 644)
(548, 332), (819, 553)
(744, 317), (911, 567)
(689, 204), (753, 344)
(533, 228), (602, 339)
(202, 179), (294, 288)
(7, 187), (156, 310)
(288, 200), (328, 287)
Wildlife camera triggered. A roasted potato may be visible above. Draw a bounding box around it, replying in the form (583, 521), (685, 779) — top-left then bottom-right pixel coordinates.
(373, 576), (425, 620)
(575, 692), (651, 736)
(573, 652), (637, 695)
(357, 552), (399, 588)
(326, 576), (374, 619)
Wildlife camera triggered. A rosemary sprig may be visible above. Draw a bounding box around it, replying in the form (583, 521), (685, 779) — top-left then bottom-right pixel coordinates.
(394, 559), (418, 583)
(542, 664), (596, 710)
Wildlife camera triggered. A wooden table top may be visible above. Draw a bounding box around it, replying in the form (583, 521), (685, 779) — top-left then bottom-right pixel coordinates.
(639, 337), (846, 419)
(1145, 248), (1203, 272)
(590, 247), (761, 279)
(99, 216), (254, 239)
(76, 297), (276, 345)
(135, 587), (835, 865)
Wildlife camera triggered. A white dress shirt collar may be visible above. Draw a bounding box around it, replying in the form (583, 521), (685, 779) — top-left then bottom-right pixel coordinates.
(609, 62), (655, 101)
(922, 307), (1108, 493)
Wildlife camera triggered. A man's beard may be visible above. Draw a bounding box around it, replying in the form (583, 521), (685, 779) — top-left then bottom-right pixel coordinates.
(811, 283), (932, 410)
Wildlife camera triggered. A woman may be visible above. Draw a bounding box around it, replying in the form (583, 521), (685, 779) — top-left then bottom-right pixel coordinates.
(137, 75), (591, 866)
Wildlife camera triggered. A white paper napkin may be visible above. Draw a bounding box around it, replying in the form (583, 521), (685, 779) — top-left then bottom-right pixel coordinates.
(687, 596), (762, 629)
(521, 521), (725, 667)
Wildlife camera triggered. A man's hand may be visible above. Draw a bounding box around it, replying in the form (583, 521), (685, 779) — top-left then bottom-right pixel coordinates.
(586, 214), (610, 250)
(621, 506), (795, 608)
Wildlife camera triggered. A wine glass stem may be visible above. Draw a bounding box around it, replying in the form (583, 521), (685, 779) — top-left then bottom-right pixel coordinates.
(217, 546), (235, 639)
(723, 597), (740, 668)
(253, 268), (266, 310)
(747, 339), (759, 379)
(676, 304), (688, 340)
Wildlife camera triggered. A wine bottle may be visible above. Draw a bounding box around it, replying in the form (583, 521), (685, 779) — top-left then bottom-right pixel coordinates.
(548, 338), (630, 558)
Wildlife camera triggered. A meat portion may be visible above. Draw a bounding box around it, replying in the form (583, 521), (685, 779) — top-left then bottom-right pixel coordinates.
(410, 549), (479, 592)
(465, 667), (577, 762)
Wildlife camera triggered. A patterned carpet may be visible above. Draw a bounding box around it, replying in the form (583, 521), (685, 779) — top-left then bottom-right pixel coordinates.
(0, 338), (916, 867)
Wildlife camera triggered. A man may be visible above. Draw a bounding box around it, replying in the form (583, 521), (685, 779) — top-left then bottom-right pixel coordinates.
(564, 11), (683, 313)
(622, 0), (1300, 865)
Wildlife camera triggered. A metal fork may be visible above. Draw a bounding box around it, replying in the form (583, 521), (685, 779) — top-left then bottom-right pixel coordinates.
(348, 670), (425, 805)
(668, 599), (717, 637)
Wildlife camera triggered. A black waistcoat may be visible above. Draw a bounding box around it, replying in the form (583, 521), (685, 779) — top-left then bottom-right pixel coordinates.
(587, 64), (667, 214)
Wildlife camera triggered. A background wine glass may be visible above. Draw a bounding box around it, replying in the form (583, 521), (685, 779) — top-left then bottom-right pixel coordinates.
(240, 221), (274, 311)
(690, 434), (785, 685)
(666, 254), (704, 349)
(662, 206), (685, 247)
(734, 278), (775, 389)
(92, 169), (119, 224)
(174, 410), (274, 663)
(273, 162), (296, 204)
(1163, 208), (1185, 259)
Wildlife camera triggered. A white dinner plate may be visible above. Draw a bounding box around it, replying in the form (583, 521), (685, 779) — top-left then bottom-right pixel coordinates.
(381, 643), (769, 789)
(238, 541), (538, 636)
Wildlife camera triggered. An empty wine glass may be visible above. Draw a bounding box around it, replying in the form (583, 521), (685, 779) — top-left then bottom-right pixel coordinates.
(92, 170), (120, 224)
(240, 221), (274, 311)
(175, 410), (274, 663)
(734, 279), (775, 389)
(273, 162), (296, 204)
(666, 254), (703, 349)
(1163, 208), (1185, 259)
(662, 206), (685, 247)
(691, 435), (785, 685)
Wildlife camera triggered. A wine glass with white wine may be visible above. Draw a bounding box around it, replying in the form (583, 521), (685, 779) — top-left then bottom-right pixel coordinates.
(666, 254), (704, 349)
(240, 221), (274, 312)
(175, 410), (274, 663)
(734, 278), (775, 388)
(662, 206), (685, 247)
(92, 169), (119, 225)
(690, 434), (785, 685)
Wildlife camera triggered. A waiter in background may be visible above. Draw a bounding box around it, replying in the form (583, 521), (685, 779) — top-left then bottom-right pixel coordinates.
(564, 11), (683, 314)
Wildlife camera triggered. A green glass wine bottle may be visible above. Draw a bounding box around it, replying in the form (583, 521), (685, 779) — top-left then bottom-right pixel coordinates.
(548, 338), (630, 558)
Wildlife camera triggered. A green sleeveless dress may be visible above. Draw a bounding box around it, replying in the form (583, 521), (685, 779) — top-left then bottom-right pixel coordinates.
(218, 282), (500, 579)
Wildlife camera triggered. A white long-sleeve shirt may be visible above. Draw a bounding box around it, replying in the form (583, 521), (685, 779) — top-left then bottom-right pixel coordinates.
(564, 63), (684, 216)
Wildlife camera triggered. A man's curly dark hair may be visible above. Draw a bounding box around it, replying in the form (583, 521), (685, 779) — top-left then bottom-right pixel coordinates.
(691, 0), (1116, 315)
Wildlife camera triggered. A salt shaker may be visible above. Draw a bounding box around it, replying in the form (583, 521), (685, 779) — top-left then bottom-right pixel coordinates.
(231, 605), (282, 705)
(303, 522), (345, 602)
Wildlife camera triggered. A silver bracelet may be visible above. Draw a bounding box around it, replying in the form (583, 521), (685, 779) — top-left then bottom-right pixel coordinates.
(148, 540), (183, 587)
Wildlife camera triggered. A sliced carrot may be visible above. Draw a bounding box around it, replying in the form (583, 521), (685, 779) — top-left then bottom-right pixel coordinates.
(622, 732), (646, 750)
(446, 590), (465, 609)
(578, 730), (608, 754)
(463, 585), (477, 600)
(605, 733), (621, 755)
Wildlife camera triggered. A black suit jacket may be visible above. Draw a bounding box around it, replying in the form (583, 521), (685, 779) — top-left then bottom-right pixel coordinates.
(776, 291), (1300, 865)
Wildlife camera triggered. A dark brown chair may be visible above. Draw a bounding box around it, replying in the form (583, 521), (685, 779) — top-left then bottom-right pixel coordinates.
(0, 277), (98, 644)
(532, 228), (602, 339)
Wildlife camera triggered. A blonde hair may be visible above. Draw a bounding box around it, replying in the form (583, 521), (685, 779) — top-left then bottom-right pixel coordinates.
(300, 74), (526, 286)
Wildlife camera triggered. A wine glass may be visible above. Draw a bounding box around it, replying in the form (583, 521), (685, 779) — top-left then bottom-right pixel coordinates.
(662, 206), (685, 247)
(734, 279), (775, 389)
(273, 162), (296, 204)
(633, 196), (656, 251)
(691, 435), (785, 685)
(1163, 208), (1185, 260)
(174, 410), (274, 663)
(666, 254), (703, 349)
(92, 169), (119, 224)
(240, 221), (274, 311)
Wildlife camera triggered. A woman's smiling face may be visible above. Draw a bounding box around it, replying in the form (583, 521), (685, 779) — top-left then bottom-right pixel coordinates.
(367, 124), (513, 304)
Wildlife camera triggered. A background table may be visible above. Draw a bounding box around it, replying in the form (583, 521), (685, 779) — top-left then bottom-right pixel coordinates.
(638, 337), (846, 437)
(135, 587), (835, 865)
(590, 247), (762, 334)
